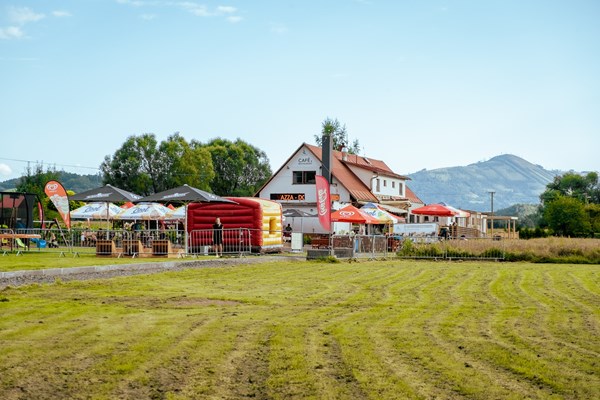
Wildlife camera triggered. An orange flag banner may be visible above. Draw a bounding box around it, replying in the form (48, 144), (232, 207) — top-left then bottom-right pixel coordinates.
(45, 180), (71, 229)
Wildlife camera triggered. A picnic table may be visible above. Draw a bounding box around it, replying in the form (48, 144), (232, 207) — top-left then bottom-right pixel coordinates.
(0, 233), (42, 255)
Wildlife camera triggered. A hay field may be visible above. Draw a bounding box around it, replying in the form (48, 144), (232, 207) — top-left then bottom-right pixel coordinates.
(1, 260), (598, 399)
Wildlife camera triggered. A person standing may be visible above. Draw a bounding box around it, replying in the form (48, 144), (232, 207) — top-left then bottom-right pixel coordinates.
(213, 217), (223, 257)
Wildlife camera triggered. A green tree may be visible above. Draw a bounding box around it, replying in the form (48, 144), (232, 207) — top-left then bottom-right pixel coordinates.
(157, 133), (215, 192)
(101, 134), (157, 195)
(101, 133), (215, 195)
(541, 171), (599, 205)
(543, 196), (591, 237)
(585, 203), (600, 238)
(314, 117), (361, 153)
(198, 138), (272, 196)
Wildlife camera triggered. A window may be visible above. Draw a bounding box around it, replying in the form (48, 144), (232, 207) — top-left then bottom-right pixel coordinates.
(292, 171), (316, 184)
(376, 178), (380, 192)
(392, 181), (396, 189)
(383, 180), (387, 187)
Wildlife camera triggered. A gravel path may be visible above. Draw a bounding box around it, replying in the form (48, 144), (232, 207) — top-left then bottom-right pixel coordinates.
(0, 255), (303, 289)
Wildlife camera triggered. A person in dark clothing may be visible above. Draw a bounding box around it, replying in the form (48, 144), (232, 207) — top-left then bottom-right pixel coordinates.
(213, 217), (223, 257)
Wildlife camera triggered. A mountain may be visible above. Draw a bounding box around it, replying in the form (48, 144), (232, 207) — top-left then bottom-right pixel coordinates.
(0, 172), (102, 193)
(407, 154), (561, 212)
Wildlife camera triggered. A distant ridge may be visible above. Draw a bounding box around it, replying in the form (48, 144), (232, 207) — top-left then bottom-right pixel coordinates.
(407, 154), (562, 211)
(0, 172), (102, 193)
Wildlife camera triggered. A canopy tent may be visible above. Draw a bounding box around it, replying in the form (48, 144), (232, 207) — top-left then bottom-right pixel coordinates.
(134, 184), (236, 253)
(360, 203), (405, 224)
(134, 184), (235, 204)
(70, 184), (142, 203)
(70, 202), (124, 220)
(411, 202), (470, 217)
(331, 205), (380, 224)
(114, 202), (171, 220)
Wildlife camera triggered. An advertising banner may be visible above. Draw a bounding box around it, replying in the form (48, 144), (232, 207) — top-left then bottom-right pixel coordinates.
(44, 180), (71, 228)
(315, 175), (331, 231)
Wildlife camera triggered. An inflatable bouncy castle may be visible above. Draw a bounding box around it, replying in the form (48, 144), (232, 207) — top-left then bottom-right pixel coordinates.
(187, 197), (283, 253)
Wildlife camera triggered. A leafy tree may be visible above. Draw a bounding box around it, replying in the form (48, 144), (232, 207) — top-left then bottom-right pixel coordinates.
(543, 196), (591, 237)
(198, 138), (272, 197)
(585, 203), (600, 238)
(101, 134), (157, 195)
(539, 171), (599, 237)
(314, 117), (360, 154)
(540, 171), (599, 205)
(156, 133), (215, 192)
(101, 133), (215, 195)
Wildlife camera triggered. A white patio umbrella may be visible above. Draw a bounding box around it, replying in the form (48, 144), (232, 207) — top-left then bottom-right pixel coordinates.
(163, 205), (186, 220)
(70, 202), (124, 220)
(114, 202), (171, 220)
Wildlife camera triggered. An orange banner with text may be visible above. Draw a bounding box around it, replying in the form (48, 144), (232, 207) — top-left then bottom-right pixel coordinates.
(44, 180), (71, 229)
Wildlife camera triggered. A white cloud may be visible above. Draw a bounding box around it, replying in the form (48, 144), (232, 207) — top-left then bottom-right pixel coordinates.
(0, 163), (13, 176)
(227, 15), (242, 23)
(179, 2), (211, 17)
(52, 10), (72, 18)
(9, 7), (45, 25)
(116, 1), (242, 22)
(116, 0), (149, 6)
(217, 6), (237, 14)
(0, 26), (24, 39)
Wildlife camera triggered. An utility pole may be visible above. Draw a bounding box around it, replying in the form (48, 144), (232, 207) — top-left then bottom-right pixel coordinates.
(489, 191), (495, 238)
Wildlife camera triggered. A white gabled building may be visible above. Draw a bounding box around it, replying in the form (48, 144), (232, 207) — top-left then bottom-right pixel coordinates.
(256, 143), (424, 234)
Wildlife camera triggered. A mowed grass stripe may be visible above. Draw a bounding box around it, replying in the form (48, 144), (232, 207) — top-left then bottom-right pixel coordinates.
(426, 266), (543, 399)
(325, 264), (465, 398)
(1, 261), (599, 399)
(487, 265), (600, 398)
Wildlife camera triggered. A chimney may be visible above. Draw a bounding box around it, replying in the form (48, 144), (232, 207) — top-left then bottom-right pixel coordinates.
(322, 134), (333, 184)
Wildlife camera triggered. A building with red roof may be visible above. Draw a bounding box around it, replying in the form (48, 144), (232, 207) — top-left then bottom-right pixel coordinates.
(256, 143), (424, 233)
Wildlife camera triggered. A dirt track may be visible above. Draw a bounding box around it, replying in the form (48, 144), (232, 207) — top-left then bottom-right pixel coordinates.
(0, 255), (302, 289)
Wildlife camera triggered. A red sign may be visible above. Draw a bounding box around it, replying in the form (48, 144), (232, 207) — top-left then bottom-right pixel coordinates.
(315, 175), (331, 231)
(45, 180), (71, 228)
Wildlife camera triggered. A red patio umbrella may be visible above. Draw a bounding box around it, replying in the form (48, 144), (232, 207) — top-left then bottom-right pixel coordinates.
(331, 205), (381, 224)
(411, 203), (460, 217)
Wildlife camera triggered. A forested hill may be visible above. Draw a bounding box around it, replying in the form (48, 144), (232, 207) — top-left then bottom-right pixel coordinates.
(407, 154), (562, 211)
(0, 172), (102, 193)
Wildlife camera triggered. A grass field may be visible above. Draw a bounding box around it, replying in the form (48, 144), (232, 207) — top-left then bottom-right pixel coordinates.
(0, 250), (194, 272)
(1, 260), (599, 399)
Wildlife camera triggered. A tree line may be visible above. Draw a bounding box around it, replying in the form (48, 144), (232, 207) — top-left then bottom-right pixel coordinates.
(520, 171), (600, 238)
(99, 133), (271, 197)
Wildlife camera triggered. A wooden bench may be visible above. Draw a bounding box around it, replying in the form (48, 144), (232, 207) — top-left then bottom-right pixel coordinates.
(96, 240), (116, 256)
(152, 240), (172, 257)
(122, 240), (144, 257)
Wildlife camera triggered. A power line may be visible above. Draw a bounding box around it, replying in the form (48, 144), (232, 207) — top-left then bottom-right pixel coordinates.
(0, 157), (100, 172)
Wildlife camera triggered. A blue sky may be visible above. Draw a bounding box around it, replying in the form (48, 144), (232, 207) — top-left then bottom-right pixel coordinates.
(1, 0), (599, 184)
